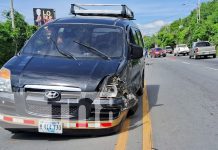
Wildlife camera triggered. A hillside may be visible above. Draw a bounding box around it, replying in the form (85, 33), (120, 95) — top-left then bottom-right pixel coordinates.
(144, 0), (218, 50)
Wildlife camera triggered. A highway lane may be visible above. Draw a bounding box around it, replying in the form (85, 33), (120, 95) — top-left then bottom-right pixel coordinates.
(0, 55), (218, 150)
(145, 55), (218, 150)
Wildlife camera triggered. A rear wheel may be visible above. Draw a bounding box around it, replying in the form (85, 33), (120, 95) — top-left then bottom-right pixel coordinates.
(213, 54), (216, 58)
(194, 54), (199, 59)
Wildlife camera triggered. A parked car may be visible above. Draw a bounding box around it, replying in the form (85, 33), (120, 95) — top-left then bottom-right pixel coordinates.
(150, 48), (165, 58)
(189, 41), (216, 59)
(0, 4), (145, 135)
(162, 49), (167, 57)
(174, 44), (190, 56)
(165, 46), (173, 54)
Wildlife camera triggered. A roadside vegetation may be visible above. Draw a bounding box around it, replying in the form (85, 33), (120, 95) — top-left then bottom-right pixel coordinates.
(144, 0), (218, 50)
(0, 11), (37, 66)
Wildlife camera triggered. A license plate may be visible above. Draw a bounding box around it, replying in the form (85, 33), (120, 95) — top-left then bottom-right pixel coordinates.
(38, 120), (63, 134)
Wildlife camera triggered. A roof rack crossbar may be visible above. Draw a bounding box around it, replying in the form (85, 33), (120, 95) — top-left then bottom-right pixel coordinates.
(70, 4), (134, 19)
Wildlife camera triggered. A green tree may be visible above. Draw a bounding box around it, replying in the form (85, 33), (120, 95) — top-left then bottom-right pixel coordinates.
(0, 11), (37, 66)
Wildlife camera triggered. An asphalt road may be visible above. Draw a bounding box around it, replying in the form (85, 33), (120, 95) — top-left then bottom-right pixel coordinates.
(0, 55), (218, 150)
(146, 55), (218, 150)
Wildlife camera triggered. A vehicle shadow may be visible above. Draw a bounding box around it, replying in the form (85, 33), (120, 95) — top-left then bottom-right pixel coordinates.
(10, 85), (161, 139)
(124, 85), (161, 132)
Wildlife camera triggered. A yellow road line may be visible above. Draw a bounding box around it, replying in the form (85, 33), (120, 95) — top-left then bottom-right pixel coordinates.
(142, 81), (153, 150)
(114, 118), (130, 150)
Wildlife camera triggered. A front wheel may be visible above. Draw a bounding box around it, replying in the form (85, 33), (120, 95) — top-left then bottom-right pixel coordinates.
(128, 103), (138, 117)
(213, 54), (216, 58)
(137, 75), (144, 96)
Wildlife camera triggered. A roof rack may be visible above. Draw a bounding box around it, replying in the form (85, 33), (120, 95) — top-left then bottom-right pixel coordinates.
(70, 4), (134, 19)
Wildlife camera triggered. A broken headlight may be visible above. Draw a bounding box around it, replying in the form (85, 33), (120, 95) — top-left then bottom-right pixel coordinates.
(99, 75), (125, 98)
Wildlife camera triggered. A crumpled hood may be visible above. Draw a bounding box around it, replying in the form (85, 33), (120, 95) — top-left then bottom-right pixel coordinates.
(8, 55), (122, 91)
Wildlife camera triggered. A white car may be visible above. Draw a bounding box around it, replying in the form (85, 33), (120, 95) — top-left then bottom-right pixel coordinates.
(174, 44), (190, 56)
(189, 41), (216, 59)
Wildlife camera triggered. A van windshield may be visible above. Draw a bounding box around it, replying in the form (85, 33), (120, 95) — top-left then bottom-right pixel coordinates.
(22, 24), (124, 59)
(178, 44), (187, 47)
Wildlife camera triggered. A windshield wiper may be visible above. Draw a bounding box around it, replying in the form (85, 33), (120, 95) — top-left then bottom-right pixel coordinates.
(72, 40), (111, 60)
(49, 38), (77, 60)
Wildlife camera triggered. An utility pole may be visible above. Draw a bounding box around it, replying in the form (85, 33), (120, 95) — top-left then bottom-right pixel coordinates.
(10, 0), (15, 29)
(197, 0), (201, 23)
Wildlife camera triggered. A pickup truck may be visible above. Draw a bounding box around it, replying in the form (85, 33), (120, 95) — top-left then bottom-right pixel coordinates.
(189, 41), (216, 59)
(174, 44), (190, 56)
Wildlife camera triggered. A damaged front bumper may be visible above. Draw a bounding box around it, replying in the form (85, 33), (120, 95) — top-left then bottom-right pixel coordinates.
(0, 88), (137, 132)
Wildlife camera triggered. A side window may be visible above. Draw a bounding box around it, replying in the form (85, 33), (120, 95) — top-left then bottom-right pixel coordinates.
(136, 30), (144, 48)
(129, 28), (139, 45)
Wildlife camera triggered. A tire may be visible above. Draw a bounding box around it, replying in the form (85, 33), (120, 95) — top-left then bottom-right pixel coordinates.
(137, 72), (144, 96)
(213, 54), (216, 58)
(194, 54), (199, 59)
(128, 102), (138, 117)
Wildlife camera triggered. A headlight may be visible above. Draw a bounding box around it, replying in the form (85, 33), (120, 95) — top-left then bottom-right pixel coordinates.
(100, 85), (118, 98)
(99, 75), (126, 98)
(99, 76), (120, 98)
(0, 68), (12, 92)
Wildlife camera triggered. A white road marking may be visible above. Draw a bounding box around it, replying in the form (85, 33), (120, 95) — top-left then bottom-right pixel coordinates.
(206, 67), (218, 71)
(182, 62), (190, 64)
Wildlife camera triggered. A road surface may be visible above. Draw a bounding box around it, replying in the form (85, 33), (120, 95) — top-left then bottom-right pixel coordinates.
(0, 55), (217, 150)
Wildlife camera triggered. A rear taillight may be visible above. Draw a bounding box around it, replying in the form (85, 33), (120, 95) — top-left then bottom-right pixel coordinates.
(195, 48), (199, 52)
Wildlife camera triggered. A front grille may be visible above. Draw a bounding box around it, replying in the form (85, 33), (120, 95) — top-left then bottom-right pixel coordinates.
(26, 103), (78, 118)
(24, 85), (81, 118)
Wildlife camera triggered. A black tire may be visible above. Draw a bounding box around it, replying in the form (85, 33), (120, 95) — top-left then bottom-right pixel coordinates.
(137, 74), (144, 96)
(194, 54), (199, 59)
(128, 102), (138, 117)
(213, 54), (216, 58)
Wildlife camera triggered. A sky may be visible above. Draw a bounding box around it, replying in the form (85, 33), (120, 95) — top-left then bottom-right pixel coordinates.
(0, 0), (209, 36)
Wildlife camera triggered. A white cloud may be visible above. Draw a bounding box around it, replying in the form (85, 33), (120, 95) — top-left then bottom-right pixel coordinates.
(138, 20), (169, 36)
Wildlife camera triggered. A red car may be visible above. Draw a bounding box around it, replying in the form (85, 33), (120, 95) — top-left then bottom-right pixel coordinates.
(150, 48), (166, 58)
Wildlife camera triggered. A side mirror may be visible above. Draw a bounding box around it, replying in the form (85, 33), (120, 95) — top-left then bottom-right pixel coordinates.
(129, 44), (143, 59)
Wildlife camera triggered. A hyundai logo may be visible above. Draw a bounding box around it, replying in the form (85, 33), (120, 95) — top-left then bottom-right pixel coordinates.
(45, 91), (61, 101)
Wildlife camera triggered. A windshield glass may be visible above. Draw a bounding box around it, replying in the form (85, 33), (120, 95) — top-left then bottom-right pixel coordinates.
(178, 44), (187, 47)
(22, 24), (124, 59)
(196, 42), (211, 47)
